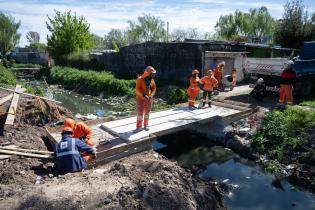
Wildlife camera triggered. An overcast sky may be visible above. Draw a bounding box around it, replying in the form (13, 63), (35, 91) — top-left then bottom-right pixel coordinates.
(0, 0), (314, 47)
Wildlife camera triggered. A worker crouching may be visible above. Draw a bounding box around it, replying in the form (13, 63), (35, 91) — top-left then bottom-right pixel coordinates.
(135, 66), (157, 132)
(187, 69), (201, 110)
(279, 60), (296, 105)
(64, 118), (94, 161)
(200, 70), (218, 108)
(54, 127), (96, 174)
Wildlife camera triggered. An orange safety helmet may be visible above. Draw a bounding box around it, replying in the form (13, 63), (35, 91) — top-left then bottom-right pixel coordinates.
(64, 118), (75, 129)
(62, 126), (74, 134)
(192, 69), (199, 74)
(143, 66), (156, 77)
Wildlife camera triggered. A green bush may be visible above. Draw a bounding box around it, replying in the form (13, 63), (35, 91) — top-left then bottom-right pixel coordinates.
(11, 63), (42, 68)
(48, 66), (135, 96)
(0, 64), (17, 86)
(24, 84), (45, 96)
(251, 107), (314, 161)
(167, 86), (188, 104)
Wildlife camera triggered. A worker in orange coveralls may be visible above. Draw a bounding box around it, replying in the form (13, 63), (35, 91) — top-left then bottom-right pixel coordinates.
(187, 69), (201, 110)
(135, 66), (157, 132)
(64, 118), (94, 161)
(200, 70), (218, 108)
(231, 68), (237, 90)
(214, 61), (225, 90)
(279, 60), (296, 105)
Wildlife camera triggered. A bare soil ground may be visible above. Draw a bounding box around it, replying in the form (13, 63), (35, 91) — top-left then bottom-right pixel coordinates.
(0, 91), (227, 210)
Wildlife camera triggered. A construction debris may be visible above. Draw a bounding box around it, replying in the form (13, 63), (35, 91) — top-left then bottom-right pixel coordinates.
(5, 85), (24, 125)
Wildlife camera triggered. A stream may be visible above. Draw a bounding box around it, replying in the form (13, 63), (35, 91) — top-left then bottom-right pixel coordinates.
(49, 87), (315, 210)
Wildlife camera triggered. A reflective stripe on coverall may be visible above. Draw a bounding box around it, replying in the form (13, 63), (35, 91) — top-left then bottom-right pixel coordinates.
(135, 73), (156, 128)
(187, 77), (200, 106)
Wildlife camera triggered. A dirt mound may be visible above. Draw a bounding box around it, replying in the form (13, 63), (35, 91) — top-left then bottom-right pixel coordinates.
(0, 152), (226, 210)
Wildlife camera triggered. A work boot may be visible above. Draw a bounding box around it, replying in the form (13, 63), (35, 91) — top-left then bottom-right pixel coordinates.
(208, 102), (212, 108)
(144, 126), (149, 131)
(133, 128), (142, 133)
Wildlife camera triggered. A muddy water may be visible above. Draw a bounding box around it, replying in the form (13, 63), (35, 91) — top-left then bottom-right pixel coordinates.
(49, 88), (117, 117)
(156, 132), (315, 210)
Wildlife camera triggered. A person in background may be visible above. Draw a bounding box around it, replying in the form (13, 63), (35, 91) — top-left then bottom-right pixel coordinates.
(187, 69), (201, 110)
(214, 61), (225, 90)
(250, 78), (266, 101)
(135, 66), (157, 132)
(64, 118), (94, 161)
(54, 127), (96, 174)
(279, 60), (296, 105)
(231, 68), (237, 90)
(200, 70), (218, 108)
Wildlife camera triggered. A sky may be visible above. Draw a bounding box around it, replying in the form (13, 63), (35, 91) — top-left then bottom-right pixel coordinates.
(0, 0), (314, 47)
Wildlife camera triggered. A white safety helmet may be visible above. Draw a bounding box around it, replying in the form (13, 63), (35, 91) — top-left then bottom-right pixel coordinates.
(257, 78), (264, 84)
(286, 60), (294, 66)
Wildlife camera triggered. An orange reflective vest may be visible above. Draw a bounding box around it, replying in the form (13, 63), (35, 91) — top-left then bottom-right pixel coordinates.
(73, 122), (93, 146)
(135, 75), (156, 100)
(200, 76), (218, 91)
(187, 77), (200, 95)
(214, 67), (223, 83)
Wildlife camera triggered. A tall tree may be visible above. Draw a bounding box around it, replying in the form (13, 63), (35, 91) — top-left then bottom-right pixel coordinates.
(126, 14), (167, 44)
(46, 10), (94, 58)
(91, 34), (105, 49)
(26, 31), (40, 44)
(215, 7), (275, 42)
(0, 12), (21, 55)
(104, 29), (127, 48)
(274, 0), (315, 49)
(170, 28), (204, 41)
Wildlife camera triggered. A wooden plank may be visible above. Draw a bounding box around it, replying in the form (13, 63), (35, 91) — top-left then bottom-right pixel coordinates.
(102, 106), (240, 141)
(0, 149), (53, 159)
(0, 146), (53, 155)
(0, 86), (61, 104)
(102, 105), (236, 134)
(0, 94), (13, 105)
(5, 85), (23, 125)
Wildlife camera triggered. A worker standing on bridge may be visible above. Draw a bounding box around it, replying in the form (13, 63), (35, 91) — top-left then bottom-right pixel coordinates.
(214, 61), (225, 90)
(200, 70), (218, 108)
(135, 66), (157, 132)
(54, 127), (96, 174)
(187, 69), (201, 109)
(279, 60), (296, 105)
(64, 118), (94, 161)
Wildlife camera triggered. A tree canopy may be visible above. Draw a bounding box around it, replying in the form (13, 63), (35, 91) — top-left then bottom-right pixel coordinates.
(215, 6), (275, 42)
(46, 10), (94, 58)
(274, 0), (315, 49)
(26, 31), (40, 44)
(126, 14), (167, 44)
(0, 12), (21, 55)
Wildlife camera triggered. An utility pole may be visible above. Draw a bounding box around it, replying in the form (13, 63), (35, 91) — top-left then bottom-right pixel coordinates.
(167, 22), (169, 42)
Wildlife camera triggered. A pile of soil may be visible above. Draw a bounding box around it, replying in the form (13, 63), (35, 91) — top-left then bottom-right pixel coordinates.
(0, 151), (226, 210)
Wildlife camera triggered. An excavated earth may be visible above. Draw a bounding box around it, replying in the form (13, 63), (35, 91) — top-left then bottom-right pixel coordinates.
(0, 92), (227, 210)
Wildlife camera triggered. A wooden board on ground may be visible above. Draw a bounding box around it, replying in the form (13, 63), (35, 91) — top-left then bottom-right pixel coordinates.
(101, 105), (241, 142)
(0, 94), (13, 105)
(0, 145), (18, 160)
(5, 85), (24, 125)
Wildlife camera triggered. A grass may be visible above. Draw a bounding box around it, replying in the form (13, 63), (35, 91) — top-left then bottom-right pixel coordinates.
(47, 66), (135, 96)
(24, 84), (45, 96)
(0, 64), (17, 87)
(300, 100), (315, 108)
(11, 63), (42, 68)
(251, 106), (315, 162)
